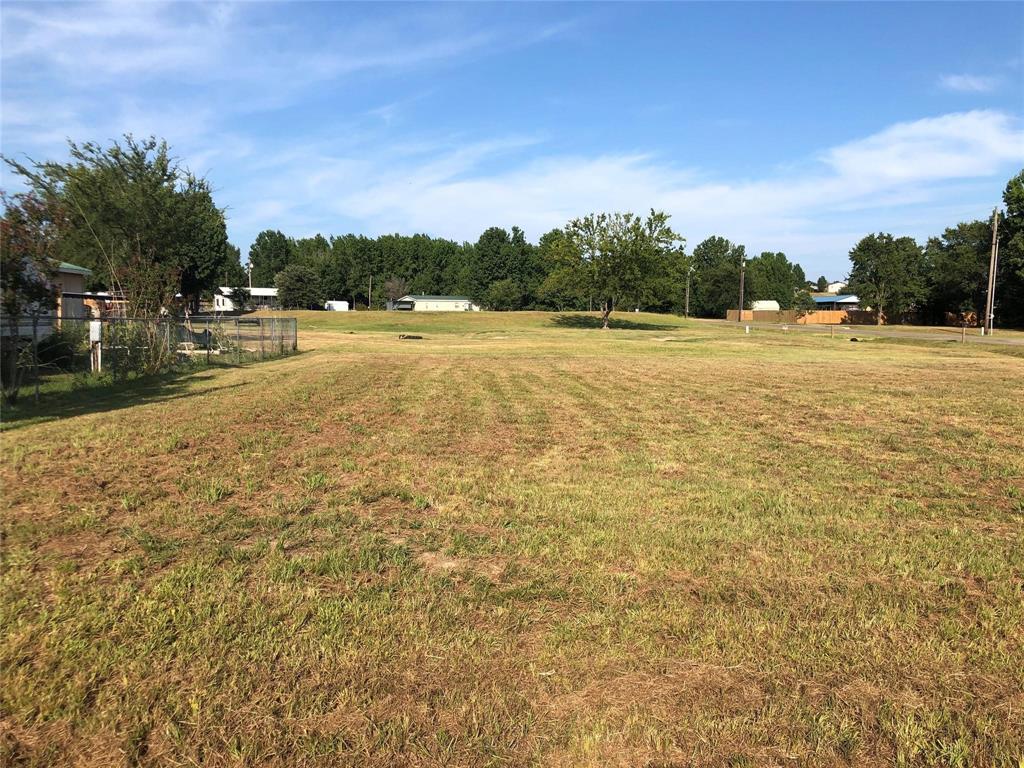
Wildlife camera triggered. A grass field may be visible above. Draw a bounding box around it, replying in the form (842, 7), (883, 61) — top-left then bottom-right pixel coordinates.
(2, 311), (1022, 767)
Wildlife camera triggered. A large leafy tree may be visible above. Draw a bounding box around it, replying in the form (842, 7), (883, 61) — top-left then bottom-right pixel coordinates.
(566, 210), (682, 328)
(997, 169), (1024, 328)
(690, 236), (745, 318)
(847, 233), (925, 324)
(6, 135), (229, 312)
(275, 264), (325, 309)
(745, 251), (805, 309)
(249, 230), (294, 287)
(1, 191), (64, 402)
(922, 220), (992, 324)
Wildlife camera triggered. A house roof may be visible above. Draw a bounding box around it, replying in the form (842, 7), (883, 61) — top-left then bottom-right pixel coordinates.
(57, 261), (93, 276)
(813, 294), (859, 304)
(219, 286), (278, 297)
(399, 294), (472, 301)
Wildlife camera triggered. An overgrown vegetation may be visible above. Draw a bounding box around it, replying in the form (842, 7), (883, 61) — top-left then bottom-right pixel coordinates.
(2, 313), (1021, 766)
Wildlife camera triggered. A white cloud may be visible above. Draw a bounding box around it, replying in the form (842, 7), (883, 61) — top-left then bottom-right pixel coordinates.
(237, 110), (1020, 271)
(939, 74), (999, 93)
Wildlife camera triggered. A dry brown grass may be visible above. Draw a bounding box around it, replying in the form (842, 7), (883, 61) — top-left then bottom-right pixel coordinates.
(2, 312), (1022, 767)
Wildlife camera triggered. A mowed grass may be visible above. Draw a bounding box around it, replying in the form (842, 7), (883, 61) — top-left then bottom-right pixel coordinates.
(2, 311), (1022, 767)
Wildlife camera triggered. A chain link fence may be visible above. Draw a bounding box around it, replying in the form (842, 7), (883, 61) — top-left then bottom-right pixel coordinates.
(2, 315), (297, 401)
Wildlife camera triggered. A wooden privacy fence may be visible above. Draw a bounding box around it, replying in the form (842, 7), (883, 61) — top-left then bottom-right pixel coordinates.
(726, 309), (879, 325)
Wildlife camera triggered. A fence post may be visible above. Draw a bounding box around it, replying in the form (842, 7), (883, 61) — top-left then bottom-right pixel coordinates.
(259, 319), (265, 359)
(235, 319), (241, 364)
(32, 315), (39, 403)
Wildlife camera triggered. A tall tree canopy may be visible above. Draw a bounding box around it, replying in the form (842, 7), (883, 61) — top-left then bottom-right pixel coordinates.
(690, 236), (744, 318)
(6, 135), (230, 310)
(847, 233), (925, 324)
(922, 221), (992, 324)
(249, 229), (294, 287)
(997, 169), (1024, 328)
(745, 251), (805, 309)
(566, 210), (683, 328)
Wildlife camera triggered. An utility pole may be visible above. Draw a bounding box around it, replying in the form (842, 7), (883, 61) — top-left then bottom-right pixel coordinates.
(247, 261), (253, 290)
(684, 267), (691, 318)
(984, 208), (1000, 335)
(737, 254), (745, 322)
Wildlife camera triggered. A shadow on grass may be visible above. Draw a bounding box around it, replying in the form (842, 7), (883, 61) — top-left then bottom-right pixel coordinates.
(1, 362), (257, 431)
(550, 313), (678, 331)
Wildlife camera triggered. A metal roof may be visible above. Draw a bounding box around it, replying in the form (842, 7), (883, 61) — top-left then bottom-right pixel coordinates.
(399, 295), (472, 301)
(813, 294), (858, 304)
(57, 261), (93, 276)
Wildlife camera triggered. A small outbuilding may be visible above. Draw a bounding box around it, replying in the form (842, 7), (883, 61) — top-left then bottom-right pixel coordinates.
(750, 300), (781, 311)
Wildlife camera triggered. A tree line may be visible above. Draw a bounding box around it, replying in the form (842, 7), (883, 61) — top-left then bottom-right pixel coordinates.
(247, 220), (812, 317)
(3, 135), (1023, 329)
(846, 172), (1024, 327)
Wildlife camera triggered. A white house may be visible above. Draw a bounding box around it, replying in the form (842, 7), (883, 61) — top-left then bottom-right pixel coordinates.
(390, 295), (480, 312)
(750, 300), (781, 311)
(214, 287), (279, 313)
(827, 281), (847, 294)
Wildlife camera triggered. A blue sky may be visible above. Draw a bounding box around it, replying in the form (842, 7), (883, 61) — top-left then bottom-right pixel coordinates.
(2, 2), (1022, 279)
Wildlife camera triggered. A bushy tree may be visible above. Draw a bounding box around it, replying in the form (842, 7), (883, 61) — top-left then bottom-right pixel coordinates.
(847, 233), (925, 324)
(1, 192), (63, 402)
(484, 278), (527, 310)
(922, 221), (991, 324)
(691, 236), (744, 318)
(816, 276), (829, 292)
(275, 264), (324, 309)
(997, 169), (1024, 328)
(6, 135), (229, 312)
(746, 251), (805, 309)
(566, 210), (683, 328)
(249, 230), (293, 287)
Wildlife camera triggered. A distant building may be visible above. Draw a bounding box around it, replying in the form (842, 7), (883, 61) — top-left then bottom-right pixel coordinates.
(390, 295), (480, 312)
(813, 294), (860, 311)
(750, 300), (781, 311)
(214, 287), (279, 313)
(827, 281), (847, 293)
(324, 300), (349, 311)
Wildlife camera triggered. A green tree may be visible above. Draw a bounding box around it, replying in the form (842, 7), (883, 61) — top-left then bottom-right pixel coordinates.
(745, 251), (805, 309)
(922, 220), (991, 324)
(1, 191), (63, 403)
(566, 210), (683, 328)
(6, 135), (230, 312)
(816, 275), (828, 292)
(484, 278), (526, 310)
(219, 244), (247, 287)
(690, 236), (744, 318)
(847, 233), (925, 324)
(997, 169), (1024, 328)
(792, 289), (817, 319)
(249, 230), (293, 287)
(275, 264), (324, 309)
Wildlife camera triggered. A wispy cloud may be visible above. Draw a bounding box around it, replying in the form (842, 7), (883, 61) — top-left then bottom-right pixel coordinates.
(939, 74), (999, 93)
(221, 111), (1024, 273)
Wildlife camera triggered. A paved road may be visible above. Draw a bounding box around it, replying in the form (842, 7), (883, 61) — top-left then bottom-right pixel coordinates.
(705, 320), (1024, 347)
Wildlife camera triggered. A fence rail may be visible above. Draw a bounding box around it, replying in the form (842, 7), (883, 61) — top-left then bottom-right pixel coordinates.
(1, 315), (298, 396)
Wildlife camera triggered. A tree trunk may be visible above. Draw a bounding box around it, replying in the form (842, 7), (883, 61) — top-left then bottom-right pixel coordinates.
(876, 303), (883, 325)
(601, 300), (611, 330)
